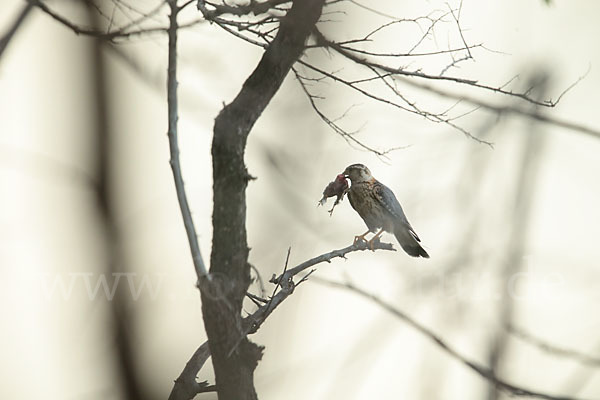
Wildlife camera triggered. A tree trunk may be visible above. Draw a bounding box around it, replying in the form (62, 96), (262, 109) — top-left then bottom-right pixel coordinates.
(200, 1), (325, 398)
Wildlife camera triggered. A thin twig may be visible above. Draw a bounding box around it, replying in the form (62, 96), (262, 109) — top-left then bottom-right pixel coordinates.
(447, 0), (472, 60)
(28, 0), (204, 40)
(293, 67), (398, 157)
(192, 2), (599, 142)
(315, 29), (580, 109)
(198, 0), (291, 18)
(297, 60), (493, 146)
(0, 3), (33, 60)
(277, 240), (394, 283)
(509, 324), (600, 367)
(393, 73), (600, 139)
(243, 240), (396, 334)
(166, 0), (208, 281)
(334, 43), (485, 58)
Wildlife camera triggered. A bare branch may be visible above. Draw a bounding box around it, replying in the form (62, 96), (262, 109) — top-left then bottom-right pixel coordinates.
(165, 4), (213, 397)
(365, 64), (492, 145)
(348, 0), (401, 19)
(447, 0), (472, 60)
(249, 264), (267, 297)
(211, 19), (270, 48)
(244, 240), (396, 334)
(509, 324), (600, 368)
(168, 342), (216, 400)
(196, 2), (282, 47)
(315, 278), (591, 400)
(333, 43), (485, 58)
(170, 241), (394, 398)
(212, 6), (598, 142)
(166, 0), (208, 281)
(314, 29), (576, 108)
(111, 0), (166, 32)
(197, 0), (291, 18)
(0, 3), (33, 60)
(179, 0), (197, 11)
(297, 60), (493, 146)
(393, 73), (600, 139)
(550, 64), (591, 106)
(293, 67), (400, 157)
(28, 0), (205, 40)
(276, 240), (394, 282)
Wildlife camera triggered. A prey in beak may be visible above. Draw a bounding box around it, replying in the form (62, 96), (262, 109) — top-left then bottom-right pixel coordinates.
(318, 174), (349, 215)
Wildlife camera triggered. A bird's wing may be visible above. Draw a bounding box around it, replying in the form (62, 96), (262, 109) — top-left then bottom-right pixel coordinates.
(373, 181), (421, 242)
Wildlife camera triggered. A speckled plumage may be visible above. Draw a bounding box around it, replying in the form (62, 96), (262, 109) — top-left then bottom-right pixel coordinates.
(344, 164), (429, 258)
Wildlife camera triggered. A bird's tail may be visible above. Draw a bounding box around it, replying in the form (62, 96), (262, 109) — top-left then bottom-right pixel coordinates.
(394, 226), (429, 258)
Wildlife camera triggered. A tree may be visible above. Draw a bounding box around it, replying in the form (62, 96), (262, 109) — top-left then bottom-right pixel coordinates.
(2, 0), (599, 399)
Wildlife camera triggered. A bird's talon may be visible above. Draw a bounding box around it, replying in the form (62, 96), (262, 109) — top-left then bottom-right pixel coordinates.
(353, 236), (366, 245)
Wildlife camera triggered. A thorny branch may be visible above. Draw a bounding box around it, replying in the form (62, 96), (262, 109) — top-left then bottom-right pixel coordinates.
(315, 278), (592, 400)
(393, 73), (600, 139)
(244, 240), (395, 334)
(197, 0), (291, 18)
(314, 29), (581, 108)
(172, 240), (395, 398)
(201, 0), (597, 147)
(29, 0), (598, 147)
(166, 0), (207, 279)
(292, 66), (403, 156)
(167, 342), (216, 400)
(295, 60), (493, 147)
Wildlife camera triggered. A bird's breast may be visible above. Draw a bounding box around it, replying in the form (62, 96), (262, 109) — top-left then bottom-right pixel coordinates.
(349, 182), (387, 231)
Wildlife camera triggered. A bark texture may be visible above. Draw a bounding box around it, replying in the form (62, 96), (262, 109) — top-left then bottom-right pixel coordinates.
(200, 1), (326, 399)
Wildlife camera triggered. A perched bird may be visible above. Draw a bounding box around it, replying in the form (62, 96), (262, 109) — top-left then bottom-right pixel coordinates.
(343, 163), (429, 258)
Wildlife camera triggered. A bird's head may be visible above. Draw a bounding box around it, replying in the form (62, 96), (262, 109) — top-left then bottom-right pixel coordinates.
(343, 163), (373, 183)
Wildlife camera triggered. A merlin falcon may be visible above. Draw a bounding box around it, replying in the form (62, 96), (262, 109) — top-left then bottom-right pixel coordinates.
(343, 164), (429, 258)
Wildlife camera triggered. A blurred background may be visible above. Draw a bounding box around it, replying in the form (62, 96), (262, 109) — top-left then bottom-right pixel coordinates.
(1, 0), (599, 399)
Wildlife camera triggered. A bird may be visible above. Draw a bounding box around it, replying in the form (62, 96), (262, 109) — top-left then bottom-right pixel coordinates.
(343, 163), (429, 258)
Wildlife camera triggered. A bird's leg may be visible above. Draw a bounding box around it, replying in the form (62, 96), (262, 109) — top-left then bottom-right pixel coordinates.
(367, 229), (384, 251)
(353, 229), (371, 245)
